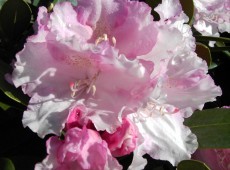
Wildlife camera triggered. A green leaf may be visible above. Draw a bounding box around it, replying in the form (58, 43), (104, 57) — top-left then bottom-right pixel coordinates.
(184, 108), (230, 148)
(195, 43), (212, 67)
(0, 158), (15, 170)
(0, 101), (11, 110)
(179, 0), (194, 25)
(0, 0), (7, 9)
(208, 62), (218, 70)
(177, 160), (210, 170)
(0, 60), (29, 106)
(195, 35), (230, 43)
(32, 0), (40, 6)
(216, 41), (230, 58)
(0, 0), (32, 40)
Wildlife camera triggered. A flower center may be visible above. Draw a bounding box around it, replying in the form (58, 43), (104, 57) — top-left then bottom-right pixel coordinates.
(70, 72), (99, 98)
(94, 19), (112, 39)
(95, 33), (116, 46)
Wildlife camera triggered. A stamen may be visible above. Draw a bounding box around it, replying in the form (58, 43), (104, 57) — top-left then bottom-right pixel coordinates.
(70, 72), (99, 98)
(91, 85), (96, 96)
(112, 36), (116, 46)
(95, 34), (108, 45)
(133, 101), (179, 123)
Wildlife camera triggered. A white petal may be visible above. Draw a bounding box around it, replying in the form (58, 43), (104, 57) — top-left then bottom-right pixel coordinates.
(129, 111), (198, 166)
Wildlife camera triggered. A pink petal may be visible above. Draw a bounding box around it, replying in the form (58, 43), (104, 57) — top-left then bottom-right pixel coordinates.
(35, 127), (122, 170)
(101, 118), (138, 157)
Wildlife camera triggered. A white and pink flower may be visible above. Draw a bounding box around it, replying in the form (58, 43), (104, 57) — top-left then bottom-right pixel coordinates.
(11, 0), (223, 169)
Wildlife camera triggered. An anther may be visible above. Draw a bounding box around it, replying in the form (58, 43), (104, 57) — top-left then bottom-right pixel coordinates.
(95, 34), (109, 45)
(112, 36), (116, 46)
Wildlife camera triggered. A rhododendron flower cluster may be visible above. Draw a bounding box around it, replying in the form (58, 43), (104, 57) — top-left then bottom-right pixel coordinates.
(11, 0), (222, 169)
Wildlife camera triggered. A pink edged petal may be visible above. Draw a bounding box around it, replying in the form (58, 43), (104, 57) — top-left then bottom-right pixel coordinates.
(12, 42), (90, 97)
(129, 108), (198, 166)
(36, 6), (49, 29)
(101, 118), (138, 157)
(159, 52), (222, 112)
(77, 0), (158, 59)
(140, 23), (195, 66)
(28, 7), (50, 43)
(112, 0), (158, 59)
(12, 40), (101, 97)
(49, 2), (93, 42)
(138, 27), (184, 79)
(35, 137), (63, 169)
(76, 0), (102, 26)
(35, 127), (122, 170)
(12, 42), (96, 137)
(139, 24), (221, 114)
(87, 48), (153, 132)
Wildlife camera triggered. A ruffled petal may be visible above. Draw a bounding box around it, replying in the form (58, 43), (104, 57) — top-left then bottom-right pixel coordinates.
(158, 52), (222, 112)
(12, 40), (153, 136)
(128, 149), (147, 170)
(12, 42), (81, 96)
(76, 0), (102, 26)
(129, 109), (198, 166)
(12, 42), (96, 137)
(73, 43), (153, 133)
(111, 0), (158, 59)
(193, 0), (230, 35)
(22, 94), (73, 138)
(77, 0), (158, 59)
(155, 0), (182, 21)
(49, 2), (93, 42)
(101, 118), (138, 157)
(35, 127), (122, 170)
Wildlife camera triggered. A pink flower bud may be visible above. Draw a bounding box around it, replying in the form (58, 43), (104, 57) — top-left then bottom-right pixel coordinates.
(101, 118), (138, 157)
